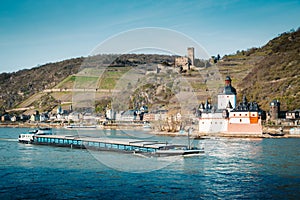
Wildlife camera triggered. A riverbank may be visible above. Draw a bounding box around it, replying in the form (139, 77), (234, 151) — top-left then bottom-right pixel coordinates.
(152, 130), (300, 139)
(0, 122), (144, 129)
(1, 122), (299, 138)
(0, 122), (63, 128)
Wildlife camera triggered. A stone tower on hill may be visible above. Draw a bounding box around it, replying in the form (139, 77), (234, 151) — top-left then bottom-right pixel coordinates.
(187, 47), (194, 66)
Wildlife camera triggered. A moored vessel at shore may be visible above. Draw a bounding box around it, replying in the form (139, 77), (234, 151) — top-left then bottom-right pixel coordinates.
(29, 127), (52, 135)
(64, 124), (99, 129)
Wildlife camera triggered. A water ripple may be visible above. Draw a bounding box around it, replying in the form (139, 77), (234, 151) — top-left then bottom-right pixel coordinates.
(0, 128), (300, 199)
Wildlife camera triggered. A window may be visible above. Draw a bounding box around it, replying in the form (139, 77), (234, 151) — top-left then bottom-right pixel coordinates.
(245, 114), (248, 116)
(239, 114), (242, 116)
(240, 119), (242, 122)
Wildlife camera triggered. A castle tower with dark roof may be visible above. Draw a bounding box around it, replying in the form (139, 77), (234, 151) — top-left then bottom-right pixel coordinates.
(270, 99), (280, 120)
(218, 76), (237, 110)
(223, 76), (237, 95)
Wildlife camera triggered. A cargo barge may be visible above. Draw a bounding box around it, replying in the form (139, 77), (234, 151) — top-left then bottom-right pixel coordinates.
(19, 134), (204, 157)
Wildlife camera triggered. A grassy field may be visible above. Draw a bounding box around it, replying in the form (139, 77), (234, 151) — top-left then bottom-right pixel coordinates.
(54, 67), (132, 90)
(97, 66), (132, 89)
(55, 75), (76, 89)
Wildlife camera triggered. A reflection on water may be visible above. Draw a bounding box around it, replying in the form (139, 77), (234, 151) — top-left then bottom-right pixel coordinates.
(0, 128), (300, 199)
(92, 151), (186, 173)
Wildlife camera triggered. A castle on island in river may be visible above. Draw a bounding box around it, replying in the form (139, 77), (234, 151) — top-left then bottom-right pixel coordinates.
(198, 76), (263, 136)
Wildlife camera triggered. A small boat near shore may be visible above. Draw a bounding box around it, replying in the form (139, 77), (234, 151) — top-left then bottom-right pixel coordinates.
(29, 127), (52, 135)
(267, 132), (285, 137)
(267, 127), (285, 136)
(64, 124), (98, 129)
(18, 128), (52, 144)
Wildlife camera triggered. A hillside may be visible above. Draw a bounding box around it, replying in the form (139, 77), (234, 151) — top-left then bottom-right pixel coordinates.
(0, 58), (82, 110)
(218, 28), (300, 111)
(0, 54), (181, 113)
(1, 28), (299, 114)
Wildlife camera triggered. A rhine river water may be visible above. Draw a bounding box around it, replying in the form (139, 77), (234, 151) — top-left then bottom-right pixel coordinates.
(0, 127), (300, 199)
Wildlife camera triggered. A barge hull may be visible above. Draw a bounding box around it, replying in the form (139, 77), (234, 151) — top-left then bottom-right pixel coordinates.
(26, 135), (203, 157)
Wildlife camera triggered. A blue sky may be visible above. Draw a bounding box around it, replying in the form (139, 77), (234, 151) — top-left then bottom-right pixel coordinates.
(0, 0), (299, 72)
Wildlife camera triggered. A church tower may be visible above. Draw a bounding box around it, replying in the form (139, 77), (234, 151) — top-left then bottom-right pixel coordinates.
(218, 76), (237, 110)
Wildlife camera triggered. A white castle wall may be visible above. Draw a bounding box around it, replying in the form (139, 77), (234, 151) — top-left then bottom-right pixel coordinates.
(218, 94), (236, 109)
(199, 112), (228, 133)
